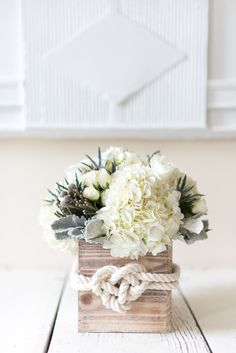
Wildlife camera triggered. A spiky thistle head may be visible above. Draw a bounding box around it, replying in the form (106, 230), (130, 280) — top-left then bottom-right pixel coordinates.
(45, 176), (100, 219)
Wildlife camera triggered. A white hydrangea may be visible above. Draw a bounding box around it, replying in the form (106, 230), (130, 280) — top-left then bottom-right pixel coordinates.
(95, 163), (183, 259)
(39, 202), (77, 254)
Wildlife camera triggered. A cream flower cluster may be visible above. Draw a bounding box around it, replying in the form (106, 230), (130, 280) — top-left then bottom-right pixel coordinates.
(96, 163), (183, 259)
(40, 147), (209, 258)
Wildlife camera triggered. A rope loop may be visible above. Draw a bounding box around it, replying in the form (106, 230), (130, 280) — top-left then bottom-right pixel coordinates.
(70, 261), (180, 313)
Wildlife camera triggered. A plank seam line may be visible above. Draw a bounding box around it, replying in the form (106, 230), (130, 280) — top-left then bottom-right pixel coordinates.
(178, 287), (213, 353)
(44, 273), (68, 353)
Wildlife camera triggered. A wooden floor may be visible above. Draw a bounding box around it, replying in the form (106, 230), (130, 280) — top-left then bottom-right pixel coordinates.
(1, 267), (236, 353)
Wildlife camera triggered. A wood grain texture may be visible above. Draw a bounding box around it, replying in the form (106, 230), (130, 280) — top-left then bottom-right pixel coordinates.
(48, 281), (210, 353)
(0, 268), (65, 353)
(180, 268), (236, 353)
(78, 241), (172, 333)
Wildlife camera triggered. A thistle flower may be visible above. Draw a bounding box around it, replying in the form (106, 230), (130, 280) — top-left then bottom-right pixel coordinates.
(46, 181), (99, 219)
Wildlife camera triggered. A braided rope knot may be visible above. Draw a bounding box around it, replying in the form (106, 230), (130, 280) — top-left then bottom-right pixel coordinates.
(70, 261), (180, 313)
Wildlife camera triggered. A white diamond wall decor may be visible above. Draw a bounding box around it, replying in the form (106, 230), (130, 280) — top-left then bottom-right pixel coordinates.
(44, 13), (185, 104)
(22, 0), (209, 131)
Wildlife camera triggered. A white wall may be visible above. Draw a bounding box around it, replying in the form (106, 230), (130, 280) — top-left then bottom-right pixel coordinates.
(0, 0), (22, 79)
(209, 0), (236, 79)
(0, 0), (236, 135)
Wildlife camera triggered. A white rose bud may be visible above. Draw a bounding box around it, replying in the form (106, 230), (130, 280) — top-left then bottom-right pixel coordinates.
(192, 199), (207, 214)
(97, 169), (112, 189)
(82, 170), (98, 187)
(183, 218), (204, 234)
(83, 187), (100, 201)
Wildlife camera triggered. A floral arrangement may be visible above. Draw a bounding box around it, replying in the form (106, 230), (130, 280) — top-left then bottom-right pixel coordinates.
(40, 147), (209, 259)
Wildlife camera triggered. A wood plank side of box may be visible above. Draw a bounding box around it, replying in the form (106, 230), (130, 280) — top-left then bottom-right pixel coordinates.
(78, 241), (172, 333)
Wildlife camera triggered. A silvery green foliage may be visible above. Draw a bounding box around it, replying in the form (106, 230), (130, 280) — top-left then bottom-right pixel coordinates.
(180, 220), (209, 244)
(84, 219), (105, 242)
(51, 215), (86, 240)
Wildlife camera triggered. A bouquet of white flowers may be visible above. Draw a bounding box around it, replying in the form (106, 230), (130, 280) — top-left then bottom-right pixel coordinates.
(40, 147), (209, 259)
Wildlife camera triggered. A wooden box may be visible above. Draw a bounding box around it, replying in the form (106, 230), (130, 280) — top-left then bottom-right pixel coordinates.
(78, 241), (172, 333)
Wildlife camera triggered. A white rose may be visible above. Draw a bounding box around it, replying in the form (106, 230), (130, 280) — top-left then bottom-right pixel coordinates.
(192, 199), (207, 214)
(102, 147), (125, 164)
(150, 152), (176, 178)
(102, 146), (142, 169)
(82, 170), (98, 187)
(83, 186), (100, 201)
(183, 218), (204, 234)
(97, 169), (112, 189)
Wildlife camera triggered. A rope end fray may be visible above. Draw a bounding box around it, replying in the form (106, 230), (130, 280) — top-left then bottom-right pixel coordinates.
(70, 261), (180, 313)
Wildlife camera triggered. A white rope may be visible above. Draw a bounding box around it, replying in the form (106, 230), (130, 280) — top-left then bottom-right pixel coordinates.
(70, 261), (180, 313)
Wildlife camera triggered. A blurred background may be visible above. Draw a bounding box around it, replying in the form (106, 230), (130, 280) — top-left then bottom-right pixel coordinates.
(0, 0), (236, 269)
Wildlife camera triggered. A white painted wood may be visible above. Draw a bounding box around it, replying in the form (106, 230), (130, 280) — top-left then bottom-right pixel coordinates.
(209, 0), (236, 79)
(1, 268), (235, 352)
(2, 124), (236, 139)
(22, 0), (208, 129)
(0, 78), (25, 131)
(208, 80), (236, 110)
(0, 268), (65, 353)
(180, 268), (236, 353)
(48, 282), (210, 353)
(45, 12), (185, 104)
(0, 79), (24, 107)
(0, 1), (24, 132)
(0, 79), (232, 137)
(1, 78), (236, 136)
(1, 1), (236, 137)
(0, 0), (22, 79)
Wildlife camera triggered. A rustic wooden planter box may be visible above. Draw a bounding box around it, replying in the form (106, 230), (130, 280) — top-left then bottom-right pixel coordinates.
(78, 241), (172, 333)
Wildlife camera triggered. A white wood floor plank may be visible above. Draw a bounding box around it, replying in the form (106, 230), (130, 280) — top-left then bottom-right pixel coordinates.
(180, 268), (236, 353)
(48, 281), (210, 353)
(0, 268), (65, 353)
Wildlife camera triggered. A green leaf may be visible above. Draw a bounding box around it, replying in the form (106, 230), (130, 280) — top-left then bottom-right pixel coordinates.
(55, 211), (64, 218)
(56, 182), (67, 191)
(98, 147), (102, 168)
(75, 173), (80, 189)
(85, 154), (99, 169)
(44, 199), (54, 204)
(48, 189), (58, 199)
(111, 160), (116, 173)
(177, 175), (203, 217)
(81, 161), (94, 170)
